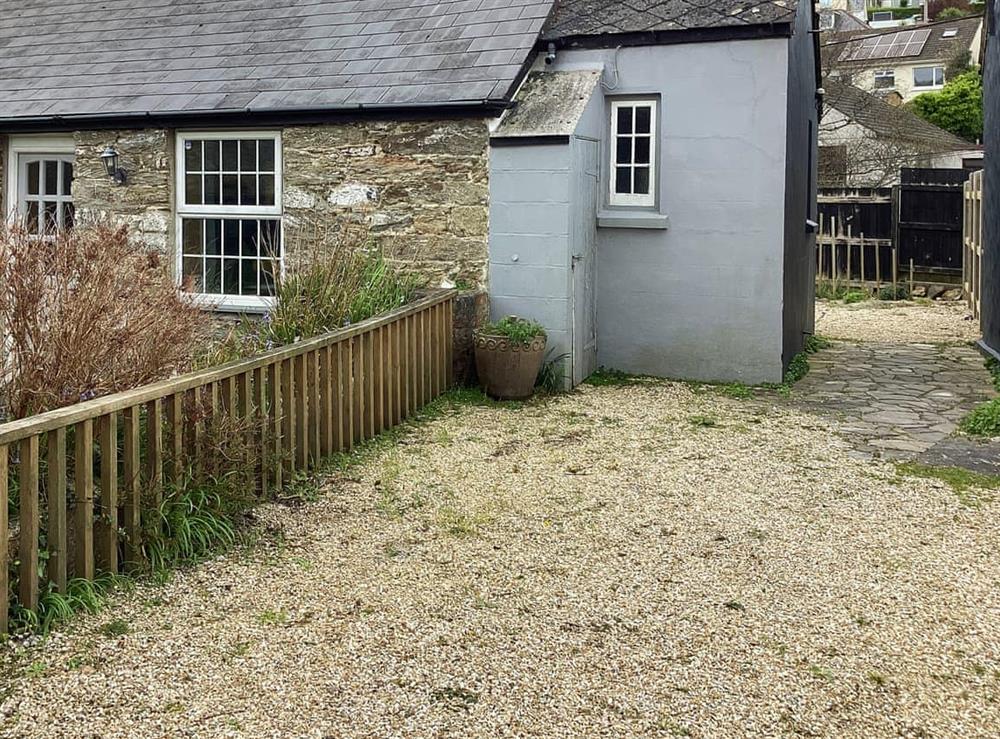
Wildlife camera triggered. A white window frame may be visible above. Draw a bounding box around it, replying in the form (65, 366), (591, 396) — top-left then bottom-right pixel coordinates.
(873, 69), (896, 88)
(174, 130), (283, 312)
(5, 134), (75, 229)
(609, 98), (657, 208)
(913, 66), (945, 89)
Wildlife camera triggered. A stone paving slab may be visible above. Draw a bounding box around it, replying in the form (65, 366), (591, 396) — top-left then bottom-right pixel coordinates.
(791, 341), (998, 470)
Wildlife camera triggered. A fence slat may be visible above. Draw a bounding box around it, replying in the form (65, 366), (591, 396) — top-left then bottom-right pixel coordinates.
(374, 327), (385, 436)
(296, 353), (309, 470)
(146, 399), (163, 508)
(123, 406), (142, 569)
(47, 427), (68, 592)
(365, 331), (376, 439)
(281, 358), (295, 478)
(352, 336), (364, 445)
(310, 351), (321, 466)
(97, 413), (118, 573)
(72, 419), (94, 581)
(333, 343), (345, 452)
(268, 361), (283, 491)
(0, 445), (7, 634)
(167, 392), (184, 489)
(19, 437), (40, 611)
(321, 346), (334, 458)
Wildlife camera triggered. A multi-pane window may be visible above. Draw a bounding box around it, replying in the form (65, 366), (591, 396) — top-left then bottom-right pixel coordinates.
(17, 154), (74, 235)
(610, 99), (657, 207)
(176, 132), (282, 308)
(874, 70), (895, 89)
(913, 66), (945, 88)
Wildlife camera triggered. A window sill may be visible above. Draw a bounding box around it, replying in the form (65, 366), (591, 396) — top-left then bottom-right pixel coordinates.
(597, 211), (670, 230)
(185, 293), (275, 314)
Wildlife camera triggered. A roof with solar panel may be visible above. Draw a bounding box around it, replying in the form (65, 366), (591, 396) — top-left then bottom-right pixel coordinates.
(825, 15), (983, 67)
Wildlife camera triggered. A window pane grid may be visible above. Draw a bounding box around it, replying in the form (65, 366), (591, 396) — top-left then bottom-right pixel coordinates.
(610, 101), (656, 207)
(179, 134), (281, 301)
(19, 156), (74, 236)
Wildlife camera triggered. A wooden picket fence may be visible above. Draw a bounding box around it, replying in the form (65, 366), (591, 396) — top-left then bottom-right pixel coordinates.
(963, 170), (984, 320)
(816, 212), (910, 294)
(0, 289), (455, 633)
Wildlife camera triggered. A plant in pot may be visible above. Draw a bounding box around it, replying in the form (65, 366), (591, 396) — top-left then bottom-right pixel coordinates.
(474, 316), (547, 400)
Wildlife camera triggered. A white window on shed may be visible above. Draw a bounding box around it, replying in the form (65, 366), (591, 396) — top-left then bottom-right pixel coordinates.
(913, 66), (945, 88)
(175, 131), (282, 310)
(5, 136), (75, 236)
(609, 99), (657, 208)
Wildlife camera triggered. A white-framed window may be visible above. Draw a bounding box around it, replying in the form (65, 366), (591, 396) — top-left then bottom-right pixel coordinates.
(609, 99), (657, 208)
(913, 66), (945, 88)
(175, 131), (283, 311)
(871, 11), (894, 22)
(874, 70), (896, 89)
(5, 135), (75, 236)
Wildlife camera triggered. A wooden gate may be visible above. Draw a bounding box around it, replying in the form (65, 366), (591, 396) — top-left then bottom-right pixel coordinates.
(896, 168), (967, 277)
(964, 170), (985, 320)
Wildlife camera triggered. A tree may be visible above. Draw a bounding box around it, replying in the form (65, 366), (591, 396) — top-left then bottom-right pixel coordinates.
(927, 0), (977, 20)
(910, 70), (984, 142)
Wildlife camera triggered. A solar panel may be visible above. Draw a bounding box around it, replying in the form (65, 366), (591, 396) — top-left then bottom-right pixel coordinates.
(839, 28), (931, 62)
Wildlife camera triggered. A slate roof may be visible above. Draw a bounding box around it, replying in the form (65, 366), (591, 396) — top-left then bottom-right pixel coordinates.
(543, 0), (800, 39)
(0, 0), (556, 124)
(824, 80), (973, 149)
(824, 14), (983, 66)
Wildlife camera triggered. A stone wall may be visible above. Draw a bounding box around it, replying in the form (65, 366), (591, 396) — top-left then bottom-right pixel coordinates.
(3, 119), (490, 288)
(282, 119), (490, 286)
(72, 129), (174, 258)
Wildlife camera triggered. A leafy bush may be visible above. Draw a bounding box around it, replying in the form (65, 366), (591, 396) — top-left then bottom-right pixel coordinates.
(842, 290), (868, 304)
(479, 316), (546, 346)
(0, 224), (208, 420)
(910, 70), (983, 142)
(877, 285), (910, 301)
(959, 360), (1000, 438)
(200, 224), (418, 367)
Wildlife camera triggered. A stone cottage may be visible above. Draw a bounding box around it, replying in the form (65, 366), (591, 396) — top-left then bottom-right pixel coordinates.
(0, 0), (820, 385)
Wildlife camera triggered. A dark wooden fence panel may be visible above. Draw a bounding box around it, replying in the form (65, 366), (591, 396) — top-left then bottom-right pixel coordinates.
(897, 167), (967, 276)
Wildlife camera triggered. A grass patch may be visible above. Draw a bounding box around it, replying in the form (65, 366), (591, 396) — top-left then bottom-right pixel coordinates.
(959, 360), (1000, 438)
(689, 415), (719, 428)
(780, 335), (832, 389)
(99, 619), (130, 638)
(895, 461), (1000, 506)
(583, 367), (657, 387)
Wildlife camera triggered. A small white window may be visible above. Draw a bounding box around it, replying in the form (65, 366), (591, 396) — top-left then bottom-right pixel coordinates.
(942, 29), (958, 38)
(874, 70), (896, 89)
(609, 99), (657, 208)
(175, 131), (282, 310)
(5, 136), (75, 236)
(913, 66), (945, 88)
(871, 11), (894, 22)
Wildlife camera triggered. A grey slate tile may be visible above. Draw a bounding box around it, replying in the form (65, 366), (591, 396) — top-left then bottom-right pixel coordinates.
(0, 0), (557, 120)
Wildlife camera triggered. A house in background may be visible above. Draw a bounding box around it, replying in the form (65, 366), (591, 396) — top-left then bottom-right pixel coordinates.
(981, 0), (1000, 358)
(819, 80), (982, 186)
(820, 0), (870, 31)
(0, 0), (819, 387)
(824, 15), (983, 102)
(867, 0), (928, 28)
(489, 0), (820, 384)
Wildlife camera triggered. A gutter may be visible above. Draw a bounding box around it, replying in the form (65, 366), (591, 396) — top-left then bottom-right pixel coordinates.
(0, 98), (515, 133)
(541, 22), (795, 51)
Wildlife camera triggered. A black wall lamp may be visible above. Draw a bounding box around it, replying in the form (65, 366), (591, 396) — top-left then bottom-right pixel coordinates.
(100, 146), (127, 185)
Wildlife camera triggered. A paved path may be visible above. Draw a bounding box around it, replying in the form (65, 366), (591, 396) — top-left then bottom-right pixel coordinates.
(792, 341), (1000, 474)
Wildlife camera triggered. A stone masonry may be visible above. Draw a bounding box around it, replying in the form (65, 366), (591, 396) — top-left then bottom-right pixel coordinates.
(3, 118), (491, 288)
(282, 119), (490, 286)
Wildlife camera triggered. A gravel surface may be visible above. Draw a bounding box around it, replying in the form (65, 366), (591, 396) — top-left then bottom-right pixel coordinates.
(816, 299), (981, 344)
(2, 384), (999, 737)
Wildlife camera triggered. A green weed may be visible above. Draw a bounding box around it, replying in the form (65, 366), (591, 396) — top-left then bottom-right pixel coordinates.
(99, 619), (130, 638)
(690, 415), (719, 428)
(895, 461), (1000, 506)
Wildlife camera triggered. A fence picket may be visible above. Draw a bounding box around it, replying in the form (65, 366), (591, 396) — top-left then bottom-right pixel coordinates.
(123, 406), (142, 569)
(97, 413), (118, 573)
(19, 436), (40, 611)
(72, 420), (94, 581)
(146, 400), (163, 508)
(47, 427), (68, 592)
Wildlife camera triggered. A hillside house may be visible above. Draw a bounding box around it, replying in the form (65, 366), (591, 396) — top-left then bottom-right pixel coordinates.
(820, 80), (982, 186)
(0, 0), (820, 386)
(824, 15), (983, 102)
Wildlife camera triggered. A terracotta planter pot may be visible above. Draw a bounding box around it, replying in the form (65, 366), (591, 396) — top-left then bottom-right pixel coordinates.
(474, 331), (547, 400)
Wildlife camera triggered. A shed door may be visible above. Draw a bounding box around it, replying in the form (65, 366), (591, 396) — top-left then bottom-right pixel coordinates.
(571, 138), (600, 385)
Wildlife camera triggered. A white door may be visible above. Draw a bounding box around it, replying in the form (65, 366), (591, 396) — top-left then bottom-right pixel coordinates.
(571, 138), (600, 386)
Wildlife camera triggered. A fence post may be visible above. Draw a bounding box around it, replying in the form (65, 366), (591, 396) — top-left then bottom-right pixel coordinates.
(19, 435), (40, 612)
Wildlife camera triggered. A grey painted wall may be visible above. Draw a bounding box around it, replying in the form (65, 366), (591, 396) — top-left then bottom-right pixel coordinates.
(489, 143), (574, 369)
(782, 0), (820, 366)
(549, 40), (793, 383)
(982, 6), (1000, 356)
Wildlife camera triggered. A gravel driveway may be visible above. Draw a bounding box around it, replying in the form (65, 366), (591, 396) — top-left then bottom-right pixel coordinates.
(2, 380), (998, 738)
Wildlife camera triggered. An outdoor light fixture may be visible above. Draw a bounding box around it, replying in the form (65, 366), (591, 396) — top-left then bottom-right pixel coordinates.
(100, 146), (127, 185)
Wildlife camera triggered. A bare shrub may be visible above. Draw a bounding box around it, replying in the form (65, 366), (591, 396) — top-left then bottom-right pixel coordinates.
(0, 223), (208, 420)
(199, 220), (418, 366)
